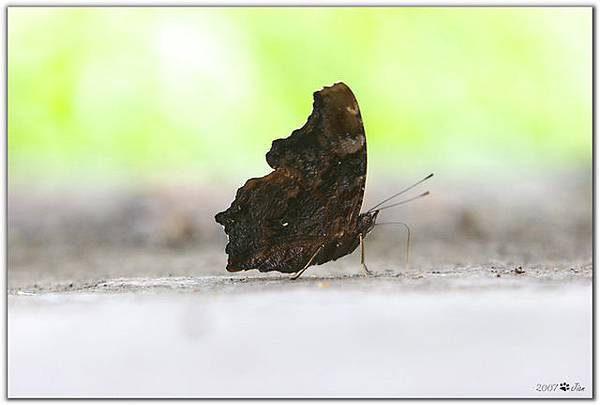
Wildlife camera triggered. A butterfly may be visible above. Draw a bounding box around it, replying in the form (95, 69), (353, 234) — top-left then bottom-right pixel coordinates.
(215, 82), (432, 279)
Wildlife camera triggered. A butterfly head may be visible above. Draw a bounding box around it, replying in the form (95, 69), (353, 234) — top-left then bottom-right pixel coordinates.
(358, 210), (379, 236)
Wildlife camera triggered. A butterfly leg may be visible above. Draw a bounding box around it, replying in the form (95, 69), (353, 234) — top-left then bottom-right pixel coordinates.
(290, 246), (323, 280)
(360, 233), (373, 276)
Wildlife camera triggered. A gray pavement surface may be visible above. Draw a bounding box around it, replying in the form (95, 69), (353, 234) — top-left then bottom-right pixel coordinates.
(7, 171), (593, 397)
(9, 279), (592, 398)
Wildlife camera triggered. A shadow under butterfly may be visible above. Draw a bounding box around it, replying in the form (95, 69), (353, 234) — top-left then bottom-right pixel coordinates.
(215, 82), (432, 280)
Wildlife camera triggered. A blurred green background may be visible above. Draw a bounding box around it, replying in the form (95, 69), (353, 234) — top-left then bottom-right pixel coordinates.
(8, 7), (592, 186)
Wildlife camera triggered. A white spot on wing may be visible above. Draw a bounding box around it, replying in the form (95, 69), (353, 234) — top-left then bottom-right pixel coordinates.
(346, 105), (358, 115)
(338, 136), (365, 154)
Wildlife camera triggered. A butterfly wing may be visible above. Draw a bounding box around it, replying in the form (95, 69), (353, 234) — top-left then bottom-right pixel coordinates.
(215, 82), (367, 273)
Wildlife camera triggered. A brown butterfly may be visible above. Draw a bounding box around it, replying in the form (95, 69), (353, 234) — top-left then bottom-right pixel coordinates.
(215, 82), (432, 279)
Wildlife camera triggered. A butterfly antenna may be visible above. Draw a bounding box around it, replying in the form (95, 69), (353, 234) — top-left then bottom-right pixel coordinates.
(367, 173), (433, 213)
(377, 191), (430, 211)
(374, 221), (411, 270)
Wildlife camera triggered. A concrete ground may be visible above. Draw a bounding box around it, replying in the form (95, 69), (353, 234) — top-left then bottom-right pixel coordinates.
(7, 170), (593, 397)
